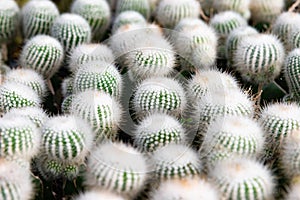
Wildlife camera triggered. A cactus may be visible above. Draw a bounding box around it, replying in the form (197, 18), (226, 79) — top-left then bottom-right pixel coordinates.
(5, 68), (47, 97)
(0, 0), (19, 43)
(209, 158), (274, 200)
(73, 61), (122, 98)
(134, 113), (185, 152)
(212, 0), (251, 19)
(151, 144), (201, 180)
(201, 116), (265, 168)
(76, 190), (125, 200)
(51, 13), (91, 55)
(69, 43), (115, 73)
(20, 35), (64, 79)
(288, 28), (300, 50)
(85, 142), (148, 197)
(41, 115), (93, 163)
(132, 77), (186, 120)
(112, 11), (147, 33)
(0, 115), (40, 160)
(250, 0), (284, 24)
(21, 0), (59, 39)
(116, 0), (150, 20)
(0, 82), (40, 113)
(151, 177), (219, 200)
(285, 48), (300, 100)
(61, 77), (74, 98)
(71, 0), (111, 40)
(70, 90), (122, 141)
(155, 0), (200, 28)
(234, 34), (285, 85)
(61, 94), (74, 114)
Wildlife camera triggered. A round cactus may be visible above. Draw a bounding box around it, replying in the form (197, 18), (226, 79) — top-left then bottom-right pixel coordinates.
(151, 177), (219, 200)
(69, 43), (115, 73)
(209, 158), (274, 200)
(21, 0), (59, 39)
(73, 61), (122, 98)
(132, 77), (186, 120)
(116, 0), (150, 20)
(51, 13), (91, 55)
(0, 0), (19, 43)
(212, 0), (251, 19)
(0, 159), (33, 200)
(70, 90), (122, 141)
(155, 0), (200, 28)
(20, 35), (64, 78)
(234, 34), (285, 85)
(112, 11), (147, 33)
(151, 144), (201, 180)
(85, 142), (148, 197)
(272, 12), (300, 51)
(61, 77), (74, 98)
(76, 190), (125, 200)
(71, 0), (111, 40)
(0, 82), (40, 113)
(250, 0), (284, 24)
(201, 116), (265, 168)
(61, 94), (74, 114)
(0, 115), (40, 160)
(134, 113), (185, 152)
(5, 68), (47, 97)
(41, 115), (94, 163)
(285, 49), (300, 100)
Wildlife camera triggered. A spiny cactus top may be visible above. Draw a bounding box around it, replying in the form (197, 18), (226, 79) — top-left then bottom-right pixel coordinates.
(0, 82), (40, 113)
(0, 159), (33, 200)
(285, 48), (300, 99)
(20, 35), (64, 78)
(209, 158), (274, 200)
(133, 77), (186, 120)
(151, 144), (201, 180)
(5, 68), (46, 97)
(71, 0), (111, 41)
(250, 0), (284, 24)
(69, 43), (115, 73)
(21, 0), (59, 39)
(85, 142), (148, 197)
(112, 11), (147, 33)
(134, 113), (185, 152)
(213, 0), (251, 19)
(51, 13), (91, 55)
(151, 177), (219, 200)
(41, 115), (94, 164)
(272, 12), (300, 51)
(116, 0), (150, 20)
(234, 34), (285, 85)
(0, 114), (40, 160)
(0, 0), (19, 43)
(76, 190), (125, 200)
(155, 0), (200, 28)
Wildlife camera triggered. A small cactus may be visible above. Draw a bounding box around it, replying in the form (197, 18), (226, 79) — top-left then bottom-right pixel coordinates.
(250, 0), (284, 24)
(71, 0), (111, 40)
(116, 0), (150, 20)
(112, 11), (147, 33)
(20, 35), (64, 78)
(234, 34), (285, 85)
(76, 190), (125, 200)
(85, 142), (148, 197)
(0, 0), (19, 43)
(209, 158), (274, 200)
(21, 0), (59, 39)
(51, 13), (91, 55)
(285, 49), (300, 100)
(212, 0), (251, 19)
(134, 113), (185, 152)
(61, 77), (74, 98)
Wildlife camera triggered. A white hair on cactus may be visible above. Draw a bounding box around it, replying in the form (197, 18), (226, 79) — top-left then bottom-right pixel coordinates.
(250, 0), (284, 24)
(5, 68), (47, 97)
(85, 142), (148, 197)
(0, 0), (19, 43)
(112, 11), (147, 33)
(212, 0), (251, 19)
(151, 144), (201, 180)
(76, 190), (125, 200)
(61, 77), (74, 98)
(151, 177), (219, 200)
(116, 0), (150, 20)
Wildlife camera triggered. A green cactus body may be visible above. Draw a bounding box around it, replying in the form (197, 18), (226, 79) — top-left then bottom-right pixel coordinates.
(213, 0), (251, 19)
(285, 49), (300, 99)
(116, 0), (150, 20)
(71, 0), (111, 40)
(112, 11), (146, 33)
(0, 0), (19, 43)
(61, 95), (74, 114)
(21, 0), (59, 39)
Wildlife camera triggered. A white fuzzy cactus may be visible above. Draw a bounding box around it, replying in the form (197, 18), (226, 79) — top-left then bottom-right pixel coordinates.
(250, 0), (284, 24)
(116, 0), (150, 20)
(155, 0), (200, 28)
(0, 0), (19, 43)
(234, 34), (285, 85)
(132, 77), (186, 120)
(151, 177), (219, 200)
(70, 90), (122, 141)
(85, 142), (148, 197)
(51, 13), (91, 55)
(69, 43), (115, 73)
(71, 0), (111, 40)
(285, 48), (300, 100)
(76, 190), (125, 200)
(21, 0), (59, 39)
(151, 144), (201, 180)
(5, 68), (47, 97)
(209, 158), (274, 200)
(0, 82), (40, 113)
(134, 113), (185, 152)
(112, 11), (147, 33)
(61, 77), (74, 98)
(212, 0), (251, 19)
(20, 35), (64, 78)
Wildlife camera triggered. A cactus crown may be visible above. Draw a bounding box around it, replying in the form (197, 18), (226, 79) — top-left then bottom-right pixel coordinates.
(112, 11), (147, 33)
(116, 0), (150, 20)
